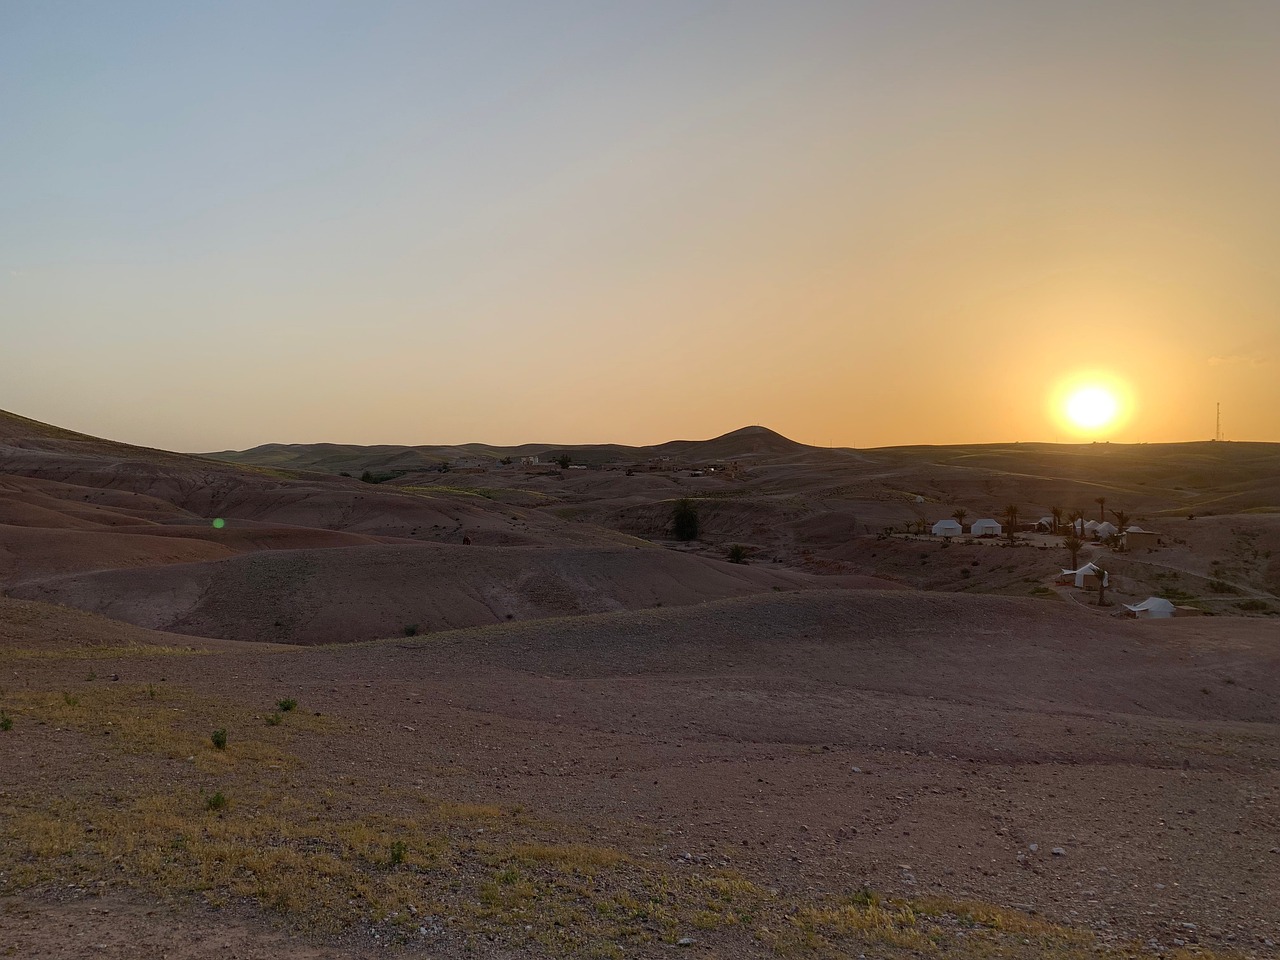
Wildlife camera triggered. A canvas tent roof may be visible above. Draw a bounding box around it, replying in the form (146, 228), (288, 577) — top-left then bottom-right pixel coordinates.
(931, 519), (963, 536)
(1072, 562), (1109, 588)
(970, 518), (1002, 535)
(1124, 597), (1176, 618)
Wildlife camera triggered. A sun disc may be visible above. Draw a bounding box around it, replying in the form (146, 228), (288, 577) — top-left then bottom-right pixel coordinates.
(1066, 386), (1118, 429)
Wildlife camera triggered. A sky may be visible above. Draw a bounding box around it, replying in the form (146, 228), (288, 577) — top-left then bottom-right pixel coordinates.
(4, 0), (1279, 451)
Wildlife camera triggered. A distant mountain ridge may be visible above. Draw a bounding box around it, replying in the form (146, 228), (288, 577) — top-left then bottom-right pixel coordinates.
(202, 425), (809, 474)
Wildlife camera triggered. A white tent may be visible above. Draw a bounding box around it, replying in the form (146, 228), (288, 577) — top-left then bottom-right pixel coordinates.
(1125, 525), (1146, 533)
(970, 518), (1002, 537)
(1073, 562), (1109, 588)
(1124, 597), (1176, 619)
(1083, 519), (1101, 533)
(1037, 516), (1054, 530)
(1095, 521), (1118, 537)
(931, 518), (963, 537)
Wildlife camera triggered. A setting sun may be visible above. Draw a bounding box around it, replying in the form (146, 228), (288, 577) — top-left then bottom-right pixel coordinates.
(1049, 373), (1132, 437)
(1066, 386), (1119, 429)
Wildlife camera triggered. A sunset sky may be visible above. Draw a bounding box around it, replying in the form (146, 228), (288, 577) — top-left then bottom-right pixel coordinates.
(4, 1), (1279, 451)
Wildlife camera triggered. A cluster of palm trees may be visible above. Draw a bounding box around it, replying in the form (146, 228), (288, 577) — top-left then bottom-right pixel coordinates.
(945, 499), (1131, 552)
(938, 496), (1131, 608)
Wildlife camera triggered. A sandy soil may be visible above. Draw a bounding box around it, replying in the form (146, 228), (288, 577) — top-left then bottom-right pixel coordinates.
(3, 412), (1279, 958)
(2, 593), (1278, 957)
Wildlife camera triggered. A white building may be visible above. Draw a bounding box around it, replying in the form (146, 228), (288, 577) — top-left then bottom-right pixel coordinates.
(931, 518), (963, 537)
(970, 518), (1002, 537)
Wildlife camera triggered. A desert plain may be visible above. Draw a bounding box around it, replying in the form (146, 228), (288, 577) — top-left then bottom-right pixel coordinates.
(1, 408), (1278, 959)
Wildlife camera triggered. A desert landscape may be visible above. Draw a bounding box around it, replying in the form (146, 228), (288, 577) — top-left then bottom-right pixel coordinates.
(2, 408), (1278, 958)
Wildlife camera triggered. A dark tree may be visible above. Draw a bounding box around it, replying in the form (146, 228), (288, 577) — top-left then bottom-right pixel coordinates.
(1063, 534), (1085, 571)
(556, 453), (572, 469)
(1110, 509), (1131, 548)
(1001, 504), (1019, 542)
(1068, 509), (1085, 536)
(672, 498), (700, 541)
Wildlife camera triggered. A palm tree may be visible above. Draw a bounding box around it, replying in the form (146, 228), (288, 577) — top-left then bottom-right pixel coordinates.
(1095, 496), (1107, 522)
(1068, 509), (1085, 537)
(1063, 534), (1085, 571)
(1001, 504), (1019, 542)
(1110, 509), (1131, 550)
(1050, 506), (1063, 536)
(1095, 564), (1109, 605)
(952, 508), (968, 528)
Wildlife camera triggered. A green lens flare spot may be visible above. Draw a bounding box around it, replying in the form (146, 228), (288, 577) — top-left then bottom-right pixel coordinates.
(212, 518), (226, 529)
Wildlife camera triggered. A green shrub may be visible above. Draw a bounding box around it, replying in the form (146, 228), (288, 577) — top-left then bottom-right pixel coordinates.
(403, 624), (419, 637)
(276, 697), (298, 712)
(265, 712), (283, 726)
(389, 840), (408, 866)
(211, 728), (228, 750)
(205, 791), (228, 812)
(672, 499), (699, 541)
(0, 711), (12, 732)
(726, 544), (748, 564)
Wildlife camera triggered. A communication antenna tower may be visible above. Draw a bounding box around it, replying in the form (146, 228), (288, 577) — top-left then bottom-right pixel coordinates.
(1216, 402), (1222, 442)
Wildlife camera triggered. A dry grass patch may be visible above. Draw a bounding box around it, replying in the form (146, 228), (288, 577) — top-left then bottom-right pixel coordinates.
(0, 680), (1251, 959)
(0, 642), (203, 662)
(0, 685), (303, 771)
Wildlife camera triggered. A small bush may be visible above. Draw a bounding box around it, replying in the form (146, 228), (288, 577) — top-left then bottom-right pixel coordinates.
(0, 711), (12, 732)
(389, 840), (408, 866)
(211, 728), (228, 750)
(276, 697), (298, 712)
(672, 498), (699, 541)
(726, 544), (748, 564)
(403, 624), (419, 637)
(205, 791), (228, 812)
(63, 693), (79, 707)
(265, 712), (283, 726)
